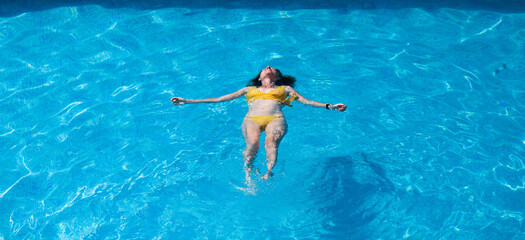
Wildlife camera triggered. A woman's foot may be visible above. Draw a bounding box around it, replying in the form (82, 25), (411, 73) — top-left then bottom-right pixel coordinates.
(262, 171), (273, 179)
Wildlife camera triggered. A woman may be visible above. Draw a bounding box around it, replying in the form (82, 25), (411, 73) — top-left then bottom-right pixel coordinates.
(171, 66), (346, 183)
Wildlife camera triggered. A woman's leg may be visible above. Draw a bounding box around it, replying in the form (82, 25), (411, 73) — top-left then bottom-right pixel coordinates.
(241, 118), (261, 183)
(262, 117), (287, 179)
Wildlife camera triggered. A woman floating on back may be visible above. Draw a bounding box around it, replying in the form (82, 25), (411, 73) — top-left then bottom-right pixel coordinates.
(171, 66), (346, 184)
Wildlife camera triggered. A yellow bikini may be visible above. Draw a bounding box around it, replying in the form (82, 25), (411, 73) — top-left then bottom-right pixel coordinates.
(245, 85), (295, 106)
(245, 116), (284, 130)
(245, 86), (296, 130)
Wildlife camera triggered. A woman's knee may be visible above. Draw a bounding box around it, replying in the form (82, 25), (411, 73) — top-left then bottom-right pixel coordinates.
(245, 139), (259, 152)
(248, 136), (259, 146)
(264, 140), (278, 151)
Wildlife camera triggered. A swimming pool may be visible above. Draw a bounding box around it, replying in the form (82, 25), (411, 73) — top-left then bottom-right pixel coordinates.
(1, 0), (524, 239)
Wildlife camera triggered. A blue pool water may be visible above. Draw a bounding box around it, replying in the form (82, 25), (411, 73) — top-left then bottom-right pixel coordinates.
(1, 1), (524, 239)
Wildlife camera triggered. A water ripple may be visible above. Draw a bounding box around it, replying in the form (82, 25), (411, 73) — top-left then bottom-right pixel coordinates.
(0, 5), (524, 240)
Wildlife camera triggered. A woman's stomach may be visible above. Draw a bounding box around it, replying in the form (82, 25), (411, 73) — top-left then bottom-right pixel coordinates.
(245, 99), (285, 117)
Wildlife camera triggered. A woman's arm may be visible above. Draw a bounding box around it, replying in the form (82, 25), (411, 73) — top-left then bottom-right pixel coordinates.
(285, 86), (347, 111)
(171, 87), (250, 105)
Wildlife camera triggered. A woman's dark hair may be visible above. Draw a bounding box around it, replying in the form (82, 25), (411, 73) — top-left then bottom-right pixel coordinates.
(247, 69), (296, 88)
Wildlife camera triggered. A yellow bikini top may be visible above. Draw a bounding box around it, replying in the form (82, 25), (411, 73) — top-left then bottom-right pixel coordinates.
(245, 85), (296, 107)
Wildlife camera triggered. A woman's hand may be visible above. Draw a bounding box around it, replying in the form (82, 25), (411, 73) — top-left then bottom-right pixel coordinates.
(171, 97), (186, 105)
(331, 103), (347, 111)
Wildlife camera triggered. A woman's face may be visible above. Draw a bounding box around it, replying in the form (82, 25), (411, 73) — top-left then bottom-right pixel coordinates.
(259, 66), (281, 80)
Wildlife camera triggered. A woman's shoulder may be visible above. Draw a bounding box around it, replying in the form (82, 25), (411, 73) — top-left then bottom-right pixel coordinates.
(245, 86), (256, 91)
(282, 85), (295, 91)
(241, 86), (255, 94)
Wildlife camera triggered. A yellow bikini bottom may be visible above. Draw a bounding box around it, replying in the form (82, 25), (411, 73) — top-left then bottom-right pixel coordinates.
(245, 116), (283, 130)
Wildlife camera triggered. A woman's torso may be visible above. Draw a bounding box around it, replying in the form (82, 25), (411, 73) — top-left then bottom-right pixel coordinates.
(245, 86), (288, 117)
